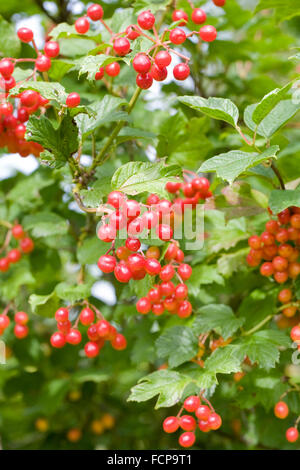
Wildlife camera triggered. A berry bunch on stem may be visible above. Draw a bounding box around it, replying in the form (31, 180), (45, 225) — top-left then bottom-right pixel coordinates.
(274, 394), (300, 443)
(50, 301), (127, 358)
(0, 303), (29, 339)
(0, 222), (34, 273)
(163, 392), (222, 447)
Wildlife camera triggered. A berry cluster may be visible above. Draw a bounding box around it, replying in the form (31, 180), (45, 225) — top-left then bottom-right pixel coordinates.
(163, 394), (222, 448)
(72, 3), (218, 89)
(50, 303), (127, 358)
(247, 207), (300, 317)
(0, 305), (29, 339)
(274, 400), (300, 443)
(0, 223), (34, 273)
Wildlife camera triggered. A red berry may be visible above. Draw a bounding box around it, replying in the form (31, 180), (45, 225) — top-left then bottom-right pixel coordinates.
(276, 228), (289, 243)
(132, 53), (151, 73)
(105, 62), (120, 77)
(66, 329), (82, 345)
(137, 10), (155, 30)
(125, 238), (141, 252)
(213, 0), (226, 6)
(155, 51), (172, 69)
(178, 263), (192, 280)
(97, 319), (111, 337)
(286, 427), (299, 443)
(150, 64), (167, 81)
(195, 405), (211, 421)
(192, 177), (210, 194)
(20, 90), (39, 107)
(163, 416), (179, 433)
(156, 224), (173, 241)
(128, 253), (145, 272)
(127, 217), (145, 237)
(0, 102), (13, 116)
(175, 283), (188, 300)
(260, 262), (274, 277)
(84, 341), (100, 357)
(97, 224), (116, 242)
(2, 76), (16, 91)
(14, 311), (29, 325)
(79, 307), (94, 326)
(14, 324), (29, 339)
(7, 248), (21, 263)
(272, 256), (288, 272)
(95, 67), (104, 80)
(184, 395), (201, 413)
(160, 264), (175, 281)
(113, 37), (131, 56)
(0, 315), (10, 329)
(87, 3), (104, 21)
(75, 17), (90, 34)
(180, 415), (197, 431)
(20, 237), (34, 253)
(126, 25), (140, 40)
(199, 25), (217, 42)
(152, 302), (164, 315)
(191, 8), (206, 24)
(15, 124), (26, 139)
(136, 72), (153, 89)
(178, 431), (195, 448)
(109, 211), (126, 230)
(66, 92), (80, 108)
(172, 9), (188, 25)
(177, 300), (192, 318)
(136, 297), (151, 314)
(265, 219), (280, 234)
(55, 307), (69, 323)
(17, 107), (29, 122)
(0, 59), (14, 78)
(57, 321), (71, 334)
(17, 27), (33, 43)
(107, 191), (125, 209)
(164, 243), (178, 260)
(35, 55), (51, 72)
(198, 420), (211, 432)
(147, 286), (161, 302)
(173, 63), (190, 80)
(50, 331), (66, 348)
(0, 258), (10, 272)
(123, 200), (141, 218)
(207, 412), (222, 430)
(111, 333), (127, 350)
(87, 324), (99, 341)
(278, 289), (292, 304)
(147, 194), (160, 205)
(170, 28), (186, 45)
(145, 258), (161, 275)
(114, 262), (132, 283)
(44, 41), (60, 58)
(291, 326), (300, 342)
(274, 401), (289, 419)
(165, 181), (181, 193)
(278, 209), (290, 225)
(142, 211), (159, 229)
(97, 255), (116, 273)
(160, 281), (175, 297)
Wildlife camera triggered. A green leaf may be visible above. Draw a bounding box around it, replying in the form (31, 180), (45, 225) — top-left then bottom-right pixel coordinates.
(199, 146), (279, 184)
(204, 346), (242, 375)
(55, 282), (91, 303)
(0, 264), (35, 300)
(269, 189), (300, 214)
(128, 370), (190, 408)
(29, 292), (60, 318)
(156, 326), (198, 368)
(75, 96), (128, 140)
(217, 248), (250, 278)
(133, 0), (171, 13)
(7, 171), (54, 204)
(26, 114), (79, 168)
(205, 211), (249, 253)
(77, 237), (108, 265)
(72, 369), (109, 384)
(239, 290), (277, 331)
(49, 22), (102, 42)
(0, 15), (20, 56)
(255, 0), (300, 21)
(193, 304), (244, 340)
(244, 100), (300, 138)
(179, 96), (239, 127)
(48, 59), (74, 81)
(10, 81), (67, 106)
(23, 212), (68, 238)
(111, 160), (182, 196)
(252, 82), (293, 125)
(75, 55), (124, 81)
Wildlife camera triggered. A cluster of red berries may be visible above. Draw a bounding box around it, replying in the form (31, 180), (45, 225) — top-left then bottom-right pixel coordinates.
(0, 308), (29, 339)
(50, 304), (127, 358)
(163, 394), (222, 448)
(247, 207), (300, 288)
(71, 3), (218, 89)
(274, 400), (299, 443)
(0, 223), (34, 273)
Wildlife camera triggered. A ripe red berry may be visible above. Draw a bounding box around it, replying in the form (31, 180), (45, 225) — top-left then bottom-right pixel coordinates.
(160, 264), (175, 281)
(165, 181), (181, 194)
(105, 62), (121, 77)
(276, 228), (289, 243)
(114, 262), (132, 283)
(137, 10), (155, 30)
(127, 217), (145, 237)
(7, 248), (21, 263)
(17, 107), (29, 122)
(66, 92), (80, 108)
(160, 281), (175, 297)
(113, 37), (131, 56)
(179, 431), (195, 448)
(0, 59), (14, 78)
(199, 25), (217, 42)
(84, 341), (100, 358)
(172, 9), (188, 25)
(97, 255), (116, 273)
(87, 3), (104, 21)
(272, 256), (288, 272)
(195, 405), (211, 421)
(50, 331), (66, 348)
(14, 311), (29, 325)
(180, 415), (197, 431)
(17, 27), (34, 42)
(126, 25), (140, 40)
(213, 0), (226, 6)
(0, 102), (13, 116)
(107, 191), (125, 209)
(155, 51), (171, 69)
(274, 401), (289, 419)
(147, 193), (160, 205)
(152, 302), (164, 315)
(55, 307), (69, 323)
(87, 324), (99, 341)
(175, 283), (188, 300)
(145, 258), (161, 275)
(260, 262), (274, 277)
(14, 324), (29, 339)
(278, 209), (290, 225)
(0, 315), (10, 329)
(191, 8), (207, 24)
(291, 325), (300, 342)
(208, 412), (222, 430)
(169, 28), (186, 45)
(0, 258), (10, 272)
(109, 211), (127, 230)
(278, 289), (292, 304)
(125, 238), (141, 252)
(79, 307), (94, 326)
(192, 177), (210, 193)
(20, 237), (34, 253)
(75, 17), (90, 34)
(178, 263), (192, 280)
(35, 55), (51, 72)
(150, 64), (167, 82)
(156, 224), (173, 241)
(164, 243), (178, 260)
(111, 333), (127, 350)
(136, 297), (151, 314)
(95, 67), (104, 80)
(11, 225), (24, 240)
(147, 286), (161, 302)
(184, 395), (201, 413)
(177, 300), (192, 318)
(136, 72), (153, 89)
(15, 124), (26, 139)
(97, 319), (111, 337)
(198, 420), (211, 432)
(97, 224), (116, 242)
(286, 427), (299, 443)
(132, 53), (151, 73)
(20, 89), (39, 107)
(44, 41), (60, 58)
(66, 329), (82, 345)
(163, 416), (179, 433)
(265, 219), (280, 234)
(173, 63), (190, 80)
(128, 253), (145, 272)
(142, 211), (159, 229)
